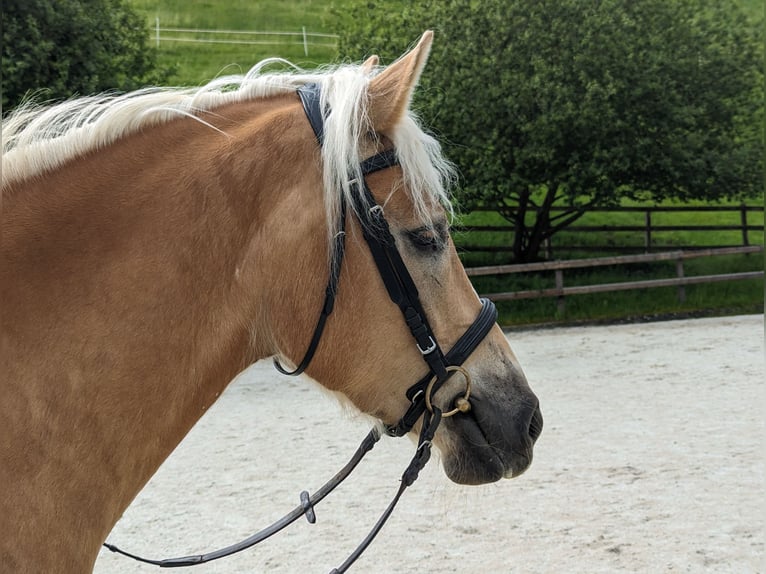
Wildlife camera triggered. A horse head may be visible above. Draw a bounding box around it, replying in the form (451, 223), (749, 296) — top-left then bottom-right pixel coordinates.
(268, 32), (542, 485)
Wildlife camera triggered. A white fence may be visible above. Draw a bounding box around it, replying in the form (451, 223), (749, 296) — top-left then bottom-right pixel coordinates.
(153, 18), (339, 56)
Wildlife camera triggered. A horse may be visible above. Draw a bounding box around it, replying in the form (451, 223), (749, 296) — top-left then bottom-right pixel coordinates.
(0, 31), (542, 572)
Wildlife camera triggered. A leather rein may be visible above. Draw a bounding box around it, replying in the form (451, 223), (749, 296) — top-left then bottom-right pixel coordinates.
(103, 83), (498, 572)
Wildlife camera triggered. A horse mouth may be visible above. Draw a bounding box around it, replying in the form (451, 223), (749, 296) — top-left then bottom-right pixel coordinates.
(440, 391), (543, 485)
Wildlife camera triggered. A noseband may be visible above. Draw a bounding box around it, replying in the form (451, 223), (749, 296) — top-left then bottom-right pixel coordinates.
(104, 83), (497, 572)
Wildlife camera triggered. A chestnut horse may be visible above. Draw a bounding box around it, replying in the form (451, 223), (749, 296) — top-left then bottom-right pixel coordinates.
(0, 32), (542, 572)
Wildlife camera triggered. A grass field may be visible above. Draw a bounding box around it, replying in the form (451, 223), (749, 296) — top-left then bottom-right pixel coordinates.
(455, 202), (764, 266)
(126, 0), (764, 326)
(127, 0), (338, 84)
(455, 206), (763, 325)
(466, 252), (763, 326)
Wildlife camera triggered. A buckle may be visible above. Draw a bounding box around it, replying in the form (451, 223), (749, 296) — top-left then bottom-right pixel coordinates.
(417, 336), (437, 355)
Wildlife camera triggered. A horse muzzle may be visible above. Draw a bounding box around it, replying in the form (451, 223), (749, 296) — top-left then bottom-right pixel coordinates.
(439, 386), (543, 485)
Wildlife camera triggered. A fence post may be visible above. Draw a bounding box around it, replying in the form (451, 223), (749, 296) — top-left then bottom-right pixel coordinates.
(675, 257), (686, 303)
(302, 26), (308, 56)
(555, 269), (565, 314)
(740, 204), (749, 246)
(644, 210), (652, 253)
(155, 17), (160, 49)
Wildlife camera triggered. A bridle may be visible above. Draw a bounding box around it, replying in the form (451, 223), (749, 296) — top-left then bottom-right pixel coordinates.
(104, 83), (498, 572)
(276, 82), (497, 436)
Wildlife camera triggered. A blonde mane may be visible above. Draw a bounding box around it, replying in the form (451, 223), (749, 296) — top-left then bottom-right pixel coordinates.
(1, 59), (455, 232)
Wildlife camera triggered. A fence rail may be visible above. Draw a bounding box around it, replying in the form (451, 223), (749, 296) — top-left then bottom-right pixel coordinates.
(459, 204), (763, 255)
(466, 245), (764, 311)
(152, 19), (339, 55)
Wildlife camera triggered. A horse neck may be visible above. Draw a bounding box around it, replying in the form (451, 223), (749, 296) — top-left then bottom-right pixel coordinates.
(0, 96), (325, 571)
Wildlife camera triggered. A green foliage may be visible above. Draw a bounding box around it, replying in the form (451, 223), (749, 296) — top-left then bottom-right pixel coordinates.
(337, 0), (764, 262)
(2, 0), (170, 110)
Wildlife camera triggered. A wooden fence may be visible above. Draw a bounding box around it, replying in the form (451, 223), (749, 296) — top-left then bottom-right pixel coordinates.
(459, 204), (764, 256)
(466, 245), (764, 312)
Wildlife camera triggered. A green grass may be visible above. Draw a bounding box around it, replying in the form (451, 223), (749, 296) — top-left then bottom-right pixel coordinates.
(469, 254), (763, 327)
(127, 0), (339, 85)
(455, 201), (764, 266)
(458, 205), (764, 326)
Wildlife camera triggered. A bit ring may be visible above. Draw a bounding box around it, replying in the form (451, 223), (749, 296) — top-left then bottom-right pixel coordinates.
(424, 365), (472, 418)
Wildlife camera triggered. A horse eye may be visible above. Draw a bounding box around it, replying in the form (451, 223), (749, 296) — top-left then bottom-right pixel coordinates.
(407, 229), (443, 253)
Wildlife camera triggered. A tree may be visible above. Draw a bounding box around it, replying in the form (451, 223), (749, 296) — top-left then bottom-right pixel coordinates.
(2, 0), (169, 111)
(337, 0), (763, 261)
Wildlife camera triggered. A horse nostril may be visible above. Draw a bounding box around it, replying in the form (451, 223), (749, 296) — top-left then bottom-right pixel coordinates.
(528, 406), (544, 443)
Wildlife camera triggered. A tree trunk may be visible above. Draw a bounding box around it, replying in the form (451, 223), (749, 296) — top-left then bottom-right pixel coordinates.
(508, 182), (558, 263)
(510, 187), (531, 262)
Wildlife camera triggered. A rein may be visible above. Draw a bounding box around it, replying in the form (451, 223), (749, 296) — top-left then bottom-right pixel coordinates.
(104, 83), (497, 572)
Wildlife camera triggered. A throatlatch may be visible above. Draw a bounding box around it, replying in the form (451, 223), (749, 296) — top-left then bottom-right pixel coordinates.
(103, 82), (498, 573)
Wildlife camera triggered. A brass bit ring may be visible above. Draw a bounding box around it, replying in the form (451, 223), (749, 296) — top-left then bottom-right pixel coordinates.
(424, 365), (472, 418)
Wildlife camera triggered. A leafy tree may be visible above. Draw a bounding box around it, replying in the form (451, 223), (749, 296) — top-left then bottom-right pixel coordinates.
(337, 0), (763, 261)
(2, 0), (169, 111)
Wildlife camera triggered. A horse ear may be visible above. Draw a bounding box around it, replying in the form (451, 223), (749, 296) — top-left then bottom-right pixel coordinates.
(367, 31), (433, 134)
(361, 55), (379, 73)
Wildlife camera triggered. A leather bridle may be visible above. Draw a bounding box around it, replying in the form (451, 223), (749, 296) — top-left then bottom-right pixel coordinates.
(104, 83), (498, 572)
(277, 82), (498, 438)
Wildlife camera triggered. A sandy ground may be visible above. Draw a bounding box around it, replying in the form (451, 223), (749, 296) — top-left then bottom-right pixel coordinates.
(94, 314), (764, 574)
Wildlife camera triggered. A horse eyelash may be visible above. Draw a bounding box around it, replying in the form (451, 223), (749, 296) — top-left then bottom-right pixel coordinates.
(406, 227), (447, 252)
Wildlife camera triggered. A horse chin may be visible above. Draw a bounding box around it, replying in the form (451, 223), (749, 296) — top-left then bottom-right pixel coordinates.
(439, 391), (542, 486)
